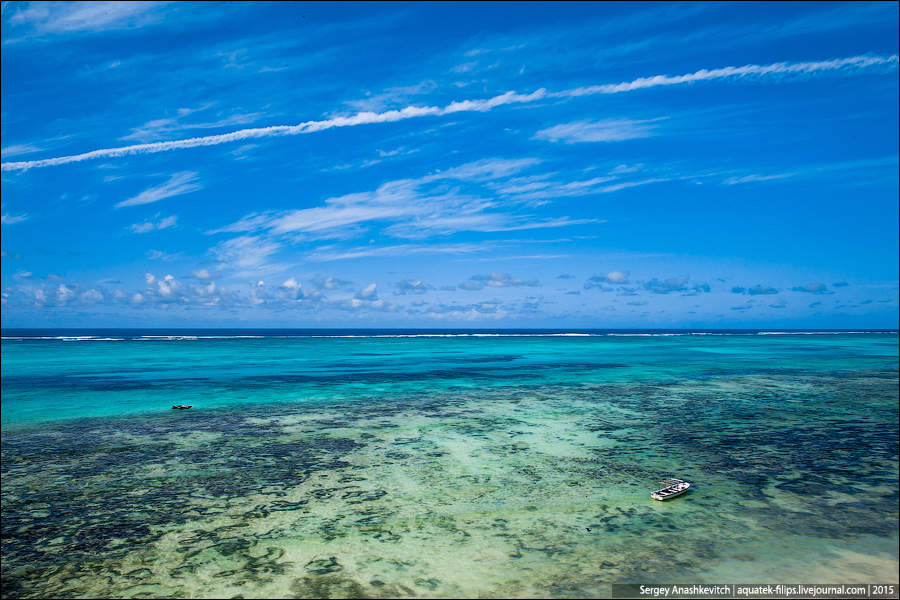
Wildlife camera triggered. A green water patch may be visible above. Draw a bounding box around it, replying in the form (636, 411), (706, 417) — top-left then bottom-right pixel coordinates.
(5, 333), (898, 426)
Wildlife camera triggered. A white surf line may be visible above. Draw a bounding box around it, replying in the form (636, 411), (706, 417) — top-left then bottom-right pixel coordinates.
(3, 54), (896, 172)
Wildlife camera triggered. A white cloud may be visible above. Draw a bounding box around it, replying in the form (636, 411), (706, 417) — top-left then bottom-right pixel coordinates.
(205, 212), (274, 234)
(122, 111), (264, 142)
(493, 174), (665, 202)
(212, 234), (285, 276)
(556, 54), (897, 97)
(54, 284), (76, 303)
(585, 270), (630, 289)
(312, 275), (353, 290)
(308, 242), (494, 262)
(230, 144), (259, 157)
(320, 281), (399, 312)
(723, 173), (796, 185)
(450, 62), (477, 73)
(7, 54), (891, 171)
(393, 279), (431, 295)
(605, 271), (630, 284)
(2, 280), (114, 308)
(643, 274), (710, 295)
(0, 275), (381, 312)
(344, 81), (438, 113)
(87, 272), (227, 308)
(610, 164), (644, 174)
(115, 172), (201, 208)
(252, 158), (546, 240)
(130, 214), (177, 233)
(277, 277), (304, 301)
(792, 283), (833, 294)
(441, 89), (546, 115)
(146, 249), (181, 261)
(190, 269), (221, 280)
(1, 213), (29, 225)
(436, 158), (542, 181)
(56, 283), (76, 304)
(356, 281), (378, 300)
(469, 273), (541, 288)
(747, 284), (779, 295)
(1, 144), (43, 158)
(419, 298), (508, 316)
(604, 271), (630, 284)
(220, 158), (597, 247)
(8, 1), (172, 34)
(534, 119), (659, 143)
(595, 180), (665, 194)
(80, 289), (104, 303)
(205, 159), (619, 271)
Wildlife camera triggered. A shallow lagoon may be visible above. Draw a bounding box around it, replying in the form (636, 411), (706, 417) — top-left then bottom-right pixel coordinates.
(2, 332), (898, 598)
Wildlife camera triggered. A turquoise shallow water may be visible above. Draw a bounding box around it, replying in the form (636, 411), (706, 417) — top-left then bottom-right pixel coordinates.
(2, 331), (898, 598)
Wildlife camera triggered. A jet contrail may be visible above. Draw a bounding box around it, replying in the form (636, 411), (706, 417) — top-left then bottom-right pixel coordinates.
(3, 54), (896, 171)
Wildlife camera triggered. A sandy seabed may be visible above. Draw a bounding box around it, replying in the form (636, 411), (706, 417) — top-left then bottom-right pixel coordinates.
(3, 371), (898, 598)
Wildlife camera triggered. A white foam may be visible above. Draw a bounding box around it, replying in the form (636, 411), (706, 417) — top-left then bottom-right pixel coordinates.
(2, 330), (894, 343)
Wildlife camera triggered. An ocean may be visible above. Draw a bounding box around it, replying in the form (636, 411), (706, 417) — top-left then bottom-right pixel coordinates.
(2, 329), (898, 598)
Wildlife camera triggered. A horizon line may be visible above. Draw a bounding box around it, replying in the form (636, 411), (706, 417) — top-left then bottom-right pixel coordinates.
(3, 327), (897, 332)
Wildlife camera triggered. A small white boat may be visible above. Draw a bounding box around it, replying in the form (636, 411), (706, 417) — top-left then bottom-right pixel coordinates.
(651, 478), (691, 501)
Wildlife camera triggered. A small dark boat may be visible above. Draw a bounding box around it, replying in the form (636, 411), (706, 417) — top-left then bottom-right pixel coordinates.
(172, 405), (193, 410)
(651, 478), (691, 501)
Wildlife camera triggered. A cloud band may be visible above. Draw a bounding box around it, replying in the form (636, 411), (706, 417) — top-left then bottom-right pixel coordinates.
(3, 54), (896, 172)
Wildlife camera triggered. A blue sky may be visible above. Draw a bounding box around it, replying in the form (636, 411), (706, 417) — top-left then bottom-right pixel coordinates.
(2, 1), (898, 328)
